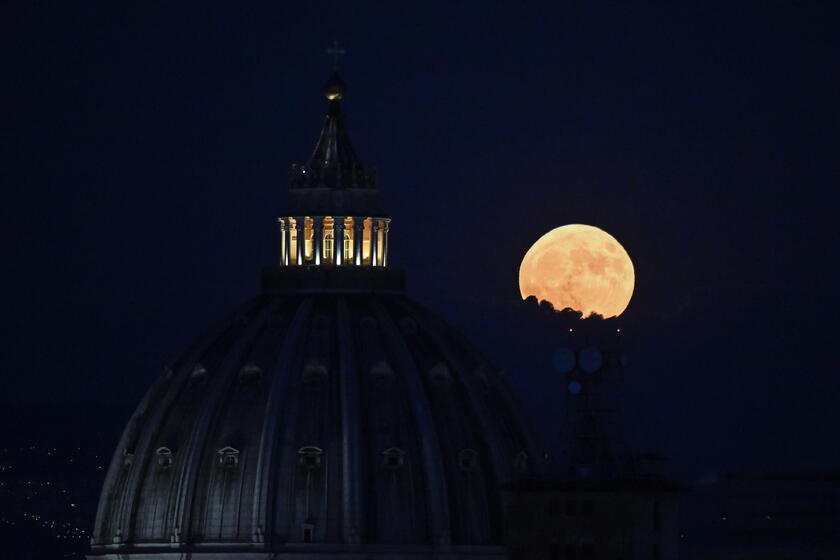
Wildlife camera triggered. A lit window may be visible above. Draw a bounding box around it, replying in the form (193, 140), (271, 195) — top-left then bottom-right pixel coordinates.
(322, 216), (334, 263)
(304, 217), (313, 261)
(362, 218), (372, 263)
(324, 233), (334, 262)
(343, 217), (354, 263)
(376, 219), (384, 263)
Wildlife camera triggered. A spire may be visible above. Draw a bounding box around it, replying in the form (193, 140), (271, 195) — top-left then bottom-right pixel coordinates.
(279, 65), (388, 267)
(307, 72), (360, 170)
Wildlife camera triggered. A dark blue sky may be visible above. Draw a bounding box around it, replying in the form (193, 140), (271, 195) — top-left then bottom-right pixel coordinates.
(2, 2), (838, 481)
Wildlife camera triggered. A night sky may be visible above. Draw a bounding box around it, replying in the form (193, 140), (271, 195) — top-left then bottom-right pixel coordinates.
(3, 2), (839, 488)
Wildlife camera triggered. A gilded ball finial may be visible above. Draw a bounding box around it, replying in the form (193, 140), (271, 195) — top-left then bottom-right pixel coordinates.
(324, 71), (347, 100)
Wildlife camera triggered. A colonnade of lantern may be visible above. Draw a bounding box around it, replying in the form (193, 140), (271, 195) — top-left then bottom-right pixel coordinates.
(278, 216), (390, 267)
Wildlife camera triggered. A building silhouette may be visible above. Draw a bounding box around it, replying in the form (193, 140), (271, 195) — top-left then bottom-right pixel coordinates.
(88, 71), (541, 559)
(502, 314), (681, 559)
(694, 471), (840, 559)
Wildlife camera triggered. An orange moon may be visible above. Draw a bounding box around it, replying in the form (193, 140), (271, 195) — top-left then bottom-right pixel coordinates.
(519, 224), (635, 318)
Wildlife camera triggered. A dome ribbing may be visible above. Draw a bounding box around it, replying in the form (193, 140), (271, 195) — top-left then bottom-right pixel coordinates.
(90, 67), (541, 559)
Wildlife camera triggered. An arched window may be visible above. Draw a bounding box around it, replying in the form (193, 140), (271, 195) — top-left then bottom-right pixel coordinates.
(298, 446), (324, 470)
(343, 232), (351, 261)
(457, 448), (477, 471)
(156, 447), (173, 468)
(238, 363), (262, 385)
(362, 217), (372, 264)
(513, 451), (529, 474)
(382, 447), (406, 468)
(303, 217), (313, 262)
(324, 232), (334, 262)
(217, 446), (240, 468)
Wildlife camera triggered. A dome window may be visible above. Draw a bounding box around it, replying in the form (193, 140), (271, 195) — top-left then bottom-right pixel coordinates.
(370, 360), (393, 379)
(189, 364), (208, 387)
(156, 447), (173, 468)
(513, 451), (529, 474)
(217, 446), (240, 467)
(382, 447), (406, 468)
(398, 316), (417, 335)
(238, 363), (262, 384)
(122, 448), (134, 468)
(429, 362), (451, 388)
(324, 232), (334, 263)
(303, 359), (328, 384)
(302, 522), (314, 543)
(457, 448), (478, 472)
(343, 231), (351, 260)
(298, 446), (324, 470)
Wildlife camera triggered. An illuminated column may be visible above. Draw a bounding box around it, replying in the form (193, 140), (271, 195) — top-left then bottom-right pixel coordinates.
(371, 221), (380, 266)
(354, 220), (364, 266)
(335, 218), (345, 266)
(295, 217), (304, 266)
(283, 219), (291, 266)
(314, 218), (323, 266)
(277, 218), (284, 265)
(382, 220), (390, 267)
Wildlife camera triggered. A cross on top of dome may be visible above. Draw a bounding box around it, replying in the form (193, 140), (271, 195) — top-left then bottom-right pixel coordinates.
(326, 40), (345, 70)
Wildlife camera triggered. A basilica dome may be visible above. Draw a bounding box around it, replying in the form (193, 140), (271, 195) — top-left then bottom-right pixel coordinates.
(90, 71), (539, 559)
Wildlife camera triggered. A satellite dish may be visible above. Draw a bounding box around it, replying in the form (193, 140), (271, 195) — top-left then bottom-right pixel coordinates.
(552, 347), (576, 373)
(578, 346), (603, 373)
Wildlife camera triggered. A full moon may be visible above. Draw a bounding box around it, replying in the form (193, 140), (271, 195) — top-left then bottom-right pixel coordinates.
(519, 224), (635, 318)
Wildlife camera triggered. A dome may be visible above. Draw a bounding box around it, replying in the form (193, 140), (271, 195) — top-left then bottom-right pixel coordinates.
(90, 68), (540, 558)
(91, 280), (539, 556)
